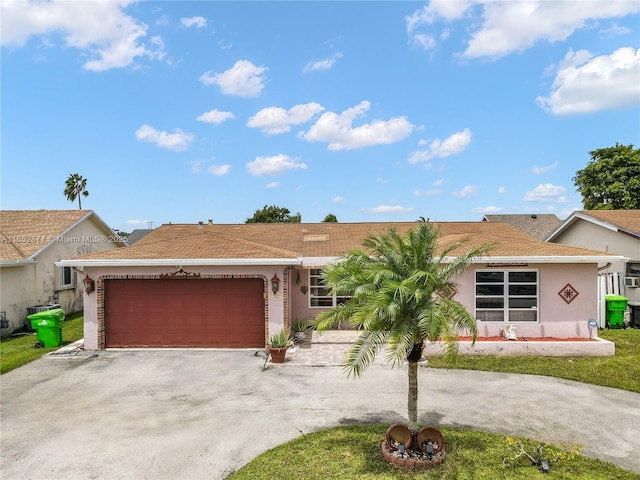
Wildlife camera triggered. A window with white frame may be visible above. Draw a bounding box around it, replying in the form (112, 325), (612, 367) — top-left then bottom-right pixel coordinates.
(60, 266), (75, 289)
(308, 269), (350, 308)
(475, 270), (538, 322)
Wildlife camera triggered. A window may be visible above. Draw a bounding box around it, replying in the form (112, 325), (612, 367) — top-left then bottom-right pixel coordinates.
(308, 269), (350, 308)
(475, 270), (538, 322)
(60, 266), (75, 289)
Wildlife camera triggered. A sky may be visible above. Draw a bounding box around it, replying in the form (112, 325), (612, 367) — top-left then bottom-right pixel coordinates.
(1, 1), (639, 233)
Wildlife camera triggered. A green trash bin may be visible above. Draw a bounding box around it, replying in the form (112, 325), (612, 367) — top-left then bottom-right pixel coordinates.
(27, 308), (65, 348)
(605, 295), (628, 329)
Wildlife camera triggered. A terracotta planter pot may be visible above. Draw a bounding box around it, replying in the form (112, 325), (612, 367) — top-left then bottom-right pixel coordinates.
(417, 427), (444, 455)
(268, 347), (288, 363)
(385, 424), (413, 451)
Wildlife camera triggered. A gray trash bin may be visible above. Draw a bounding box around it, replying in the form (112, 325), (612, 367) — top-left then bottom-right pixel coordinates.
(628, 302), (640, 329)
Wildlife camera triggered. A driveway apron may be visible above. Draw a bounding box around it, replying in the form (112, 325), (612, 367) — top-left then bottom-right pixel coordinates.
(1, 347), (639, 480)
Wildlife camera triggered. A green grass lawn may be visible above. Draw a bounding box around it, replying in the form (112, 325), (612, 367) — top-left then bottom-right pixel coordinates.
(0, 312), (84, 375)
(227, 425), (640, 480)
(427, 329), (640, 392)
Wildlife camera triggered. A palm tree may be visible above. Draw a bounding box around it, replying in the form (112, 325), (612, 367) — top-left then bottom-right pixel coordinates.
(314, 221), (490, 424)
(64, 173), (89, 209)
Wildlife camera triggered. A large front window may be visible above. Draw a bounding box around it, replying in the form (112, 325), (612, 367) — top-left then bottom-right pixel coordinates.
(475, 270), (538, 322)
(309, 269), (350, 308)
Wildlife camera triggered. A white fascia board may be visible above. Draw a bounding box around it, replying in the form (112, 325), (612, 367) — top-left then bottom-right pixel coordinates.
(301, 256), (341, 267)
(473, 255), (629, 264)
(55, 257), (303, 268)
(1, 259), (37, 267)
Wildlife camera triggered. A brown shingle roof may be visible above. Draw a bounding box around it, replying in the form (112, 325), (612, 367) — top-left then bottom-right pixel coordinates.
(482, 214), (563, 240)
(72, 221), (614, 262)
(0, 210), (92, 261)
(578, 210), (640, 236)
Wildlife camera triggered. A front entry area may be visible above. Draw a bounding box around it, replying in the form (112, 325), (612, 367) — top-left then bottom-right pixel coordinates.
(104, 278), (266, 348)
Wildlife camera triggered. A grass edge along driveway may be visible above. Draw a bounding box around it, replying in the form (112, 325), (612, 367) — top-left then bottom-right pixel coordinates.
(227, 425), (640, 480)
(0, 312), (84, 374)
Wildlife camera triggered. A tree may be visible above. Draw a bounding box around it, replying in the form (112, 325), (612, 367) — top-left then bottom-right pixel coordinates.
(573, 143), (640, 210)
(64, 173), (89, 209)
(322, 213), (338, 223)
(245, 205), (301, 223)
(314, 221), (489, 424)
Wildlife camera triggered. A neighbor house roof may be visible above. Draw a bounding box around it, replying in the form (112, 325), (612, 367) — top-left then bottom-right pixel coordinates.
(482, 214), (563, 240)
(60, 221), (624, 267)
(0, 210), (123, 265)
(546, 210), (640, 241)
(126, 229), (154, 245)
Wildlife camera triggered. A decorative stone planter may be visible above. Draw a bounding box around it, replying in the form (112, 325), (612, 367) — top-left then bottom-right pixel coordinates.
(380, 441), (445, 470)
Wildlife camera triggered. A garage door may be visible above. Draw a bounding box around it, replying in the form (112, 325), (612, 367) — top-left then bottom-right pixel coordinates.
(105, 278), (265, 348)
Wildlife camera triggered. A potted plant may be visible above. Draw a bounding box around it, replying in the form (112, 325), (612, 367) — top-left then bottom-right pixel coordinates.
(291, 318), (308, 340)
(266, 328), (294, 363)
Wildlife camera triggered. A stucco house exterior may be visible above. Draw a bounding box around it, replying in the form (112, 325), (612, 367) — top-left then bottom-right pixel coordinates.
(58, 221), (624, 351)
(546, 210), (640, 326)
(0, 210), (126, 336)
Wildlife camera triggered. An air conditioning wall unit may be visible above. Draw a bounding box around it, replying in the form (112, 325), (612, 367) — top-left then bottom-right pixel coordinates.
(625, 277), (640, 288)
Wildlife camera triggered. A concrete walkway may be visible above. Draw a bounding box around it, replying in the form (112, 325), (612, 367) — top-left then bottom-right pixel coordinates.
(1, 340), (639, 479)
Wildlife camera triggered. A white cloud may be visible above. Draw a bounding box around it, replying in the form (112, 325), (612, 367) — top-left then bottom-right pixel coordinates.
(405, 1), (639, 60)
(410, 34), (437, 51)
(406, 1), (473, 33)
(453, 185), (478, 198)
(523, 183), (566, 202)
(376, 178), (389, 184)
(433, 179), (446, 187)
(471, 206), (503, 213)
(498, 186), (507, 193)
(197, 109), (235, 125)
(135, 124), (194, 151)
(189, 160), (205, 173)
(406, 1), (474, 50)
(181, 16), (207, 29)
(246, 154), (308, 176)
(1, 0), (165, 71)
(266, 182), (280, 188)
(208, 164), (231, 176)
(462, 1), (640, 59)
(299, 101), (414, 151)
(333, 196), (345, 202)
(126, 219), (152, 226)
(531, 161), (559, 174)
(537, 47), (640, 115)
(363, 205), (415, 214)
(414, 189), (442, 196)
(303, 52), (343, 73)
(199, 60), (267, 98)
(409, 128), (471, 163)
(247, 103), (324, 135)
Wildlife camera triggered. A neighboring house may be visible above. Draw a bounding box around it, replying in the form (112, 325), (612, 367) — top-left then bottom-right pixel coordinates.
(58, 221), (624, 350)
(546, 210), (640, 320)
(126, 229), (153, 245)
(482, 214), (563, 240)
(0, 210), (126, 336)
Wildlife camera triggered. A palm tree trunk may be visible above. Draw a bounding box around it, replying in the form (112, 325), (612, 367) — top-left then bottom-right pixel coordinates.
(78, 196), (82, 209)
(408, 360), (418, 423)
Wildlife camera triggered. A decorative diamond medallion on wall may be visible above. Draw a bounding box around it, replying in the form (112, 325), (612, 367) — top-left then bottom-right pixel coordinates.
(558, 283), (579, 304)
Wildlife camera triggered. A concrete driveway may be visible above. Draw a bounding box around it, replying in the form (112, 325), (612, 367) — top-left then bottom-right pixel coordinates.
(1, 350), (639, 479)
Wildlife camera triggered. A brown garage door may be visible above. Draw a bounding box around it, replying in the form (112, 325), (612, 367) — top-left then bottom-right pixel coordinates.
(105, 278), (265, 348)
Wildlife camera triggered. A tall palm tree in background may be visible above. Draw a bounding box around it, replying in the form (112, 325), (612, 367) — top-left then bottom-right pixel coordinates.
(64, 173), (89, 209)
(314, 221), (490, 424)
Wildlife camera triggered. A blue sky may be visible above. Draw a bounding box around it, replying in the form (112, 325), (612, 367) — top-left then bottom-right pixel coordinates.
(2, 1), (639, 232)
